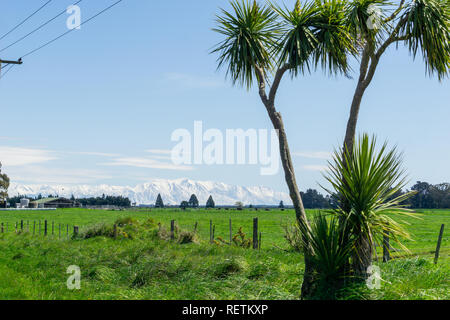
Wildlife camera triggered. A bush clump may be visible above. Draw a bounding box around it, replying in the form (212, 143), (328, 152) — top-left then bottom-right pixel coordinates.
(78, 223), (115, 239)
(212, 257), (247, 278)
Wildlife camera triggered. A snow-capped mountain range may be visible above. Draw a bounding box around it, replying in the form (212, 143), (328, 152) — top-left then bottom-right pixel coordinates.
(8, 179), (291, 206)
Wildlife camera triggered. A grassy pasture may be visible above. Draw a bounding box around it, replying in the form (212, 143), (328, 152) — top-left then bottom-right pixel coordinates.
(0, 208), (448, 300)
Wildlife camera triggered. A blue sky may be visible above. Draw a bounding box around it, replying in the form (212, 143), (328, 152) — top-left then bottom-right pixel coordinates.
(0, 0), (449, 194)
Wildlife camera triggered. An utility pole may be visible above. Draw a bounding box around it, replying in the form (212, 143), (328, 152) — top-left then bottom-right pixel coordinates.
(0, 58), (23, 75)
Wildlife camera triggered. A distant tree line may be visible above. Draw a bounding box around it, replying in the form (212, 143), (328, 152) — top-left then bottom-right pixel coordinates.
(6, 194), (131, 207)
(75, 194), (131, 207)
(403, 181), (450, 209)
(300, 182), (450, 209)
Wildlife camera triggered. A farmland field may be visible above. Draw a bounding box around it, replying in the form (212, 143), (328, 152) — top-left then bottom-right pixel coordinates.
(0, 208), (448, 300)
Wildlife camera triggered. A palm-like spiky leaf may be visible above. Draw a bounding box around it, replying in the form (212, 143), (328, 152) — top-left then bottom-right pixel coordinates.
(297, 214), (354, 282)
(273, 1), (319, 74)
(212, 0), (281, 88)
(323, 134), (419, 253)
(399, 0), (450, 80)
(346, 0), (390, 42)
(274, 0), (355, 75)
(311, 0), (357, 74)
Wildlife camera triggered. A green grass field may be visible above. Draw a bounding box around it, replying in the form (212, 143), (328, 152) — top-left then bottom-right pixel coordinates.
(0, 208), (448, 300)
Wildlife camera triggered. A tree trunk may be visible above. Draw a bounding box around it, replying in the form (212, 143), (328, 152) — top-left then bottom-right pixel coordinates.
(341, 45), (373, 279)
(343, 80), (367, 155)
(265, 104), (315, 298)
(352, 232), (373, 279)
(256, 65), (314, 298)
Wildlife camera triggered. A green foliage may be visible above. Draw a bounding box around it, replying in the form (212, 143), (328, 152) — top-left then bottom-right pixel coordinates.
(400, 0), (450, 80)
(188, 194), (199, 208)
(212, 257), (248, 278)
(283, 222), (304, 252)
(115, 216), (136, 227)
(178, 230), (199, 244)
(212, 0), (280, 88)
(304, 215), (354, 283)
(156, 222), (198, 244)
(273, 0), (355, 75)
(346, 0), (389, 40)
(76, 195), (131, 207)
(0, 208), (447, 299)
(273, 1), (319, 73)
(155, 194), (164, 208)
(309, 0), (355, 74)
(78, 223), (115, 239)
(0, 162), (9, 202)
(180, 201), (189, 210)
(231, 227), (253, 248)
(285, 214), (355, 298)
(206, 195), (215, 208)
(324, 134), (419, 254)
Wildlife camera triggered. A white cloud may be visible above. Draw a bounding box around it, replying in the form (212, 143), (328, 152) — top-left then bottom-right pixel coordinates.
(145, 149), (172, 160)
(146, 149), (172, 155)
(101, 157), (193, 171)
(68, 151), (120, 157)
(7, 166), (112, 184)
(293, 151), (332, 160)
(164, 73), (225, 88)
(302, 165), (329, 172)
(0, 146), (57, 166)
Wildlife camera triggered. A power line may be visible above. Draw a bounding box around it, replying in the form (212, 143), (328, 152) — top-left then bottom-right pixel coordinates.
(20, 0), (124, 59)
(0, 0), (53, 41)
(0, 0), (84, 54)
(0, 64), (15, 80)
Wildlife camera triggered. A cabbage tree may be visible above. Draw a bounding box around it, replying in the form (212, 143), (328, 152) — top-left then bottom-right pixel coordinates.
(212, 0), (355, 297)
(343, 0), (450, 154)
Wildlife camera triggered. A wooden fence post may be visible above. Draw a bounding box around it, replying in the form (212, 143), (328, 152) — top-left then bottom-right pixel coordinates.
(21, 220), (23, 232)
(73, 226), (79, 237)
(44, 220), (48, 236)
(15, 222), (17, 233)
(212, 225), (215, 242)
(113, 224), (118, 239)
(383, 230), (390, 262)
(170, 220), (175, 240)
(52, 222), (54, 235)
(229, 219), (232, 245)
(253, 218), (259, 250)
(210, 220), (213, 243)
(434, 224), (445, 265)
(194, 222), (198, 233)
(1, 223), (3, 233)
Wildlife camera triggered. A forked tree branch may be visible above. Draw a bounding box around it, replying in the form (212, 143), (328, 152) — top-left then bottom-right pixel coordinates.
(362, 15), (409, 87)
(268, 63), (291, 104)
(384, 0), (406, 23)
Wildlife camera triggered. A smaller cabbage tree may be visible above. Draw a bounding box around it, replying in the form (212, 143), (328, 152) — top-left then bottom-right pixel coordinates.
(323, 134), (419, 277)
